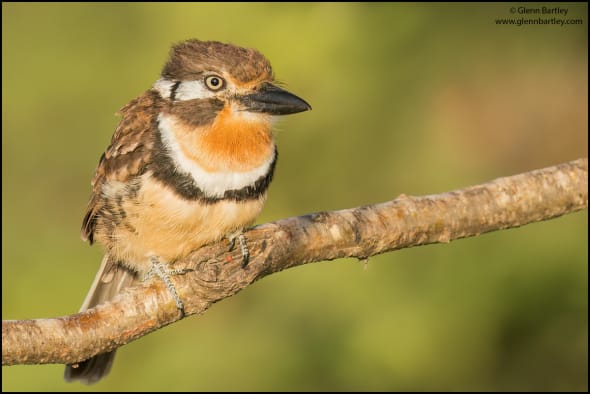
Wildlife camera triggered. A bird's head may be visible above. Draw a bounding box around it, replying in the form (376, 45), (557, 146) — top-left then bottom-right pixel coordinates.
(153, 39), (311, 128)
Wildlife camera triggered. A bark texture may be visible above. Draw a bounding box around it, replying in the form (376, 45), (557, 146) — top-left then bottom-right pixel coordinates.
(3, 158), (587, 366)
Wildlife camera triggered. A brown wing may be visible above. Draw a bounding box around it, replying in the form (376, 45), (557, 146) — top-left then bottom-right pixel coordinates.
(81, 90), (163, 243)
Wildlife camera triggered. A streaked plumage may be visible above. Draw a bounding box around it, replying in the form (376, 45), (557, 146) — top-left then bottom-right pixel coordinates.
(65, 39), (310, 385)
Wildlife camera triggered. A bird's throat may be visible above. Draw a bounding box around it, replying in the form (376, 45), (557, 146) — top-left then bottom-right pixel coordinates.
(169, 108), (274, 173)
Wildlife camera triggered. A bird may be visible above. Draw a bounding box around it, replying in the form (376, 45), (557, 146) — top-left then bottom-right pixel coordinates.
(64, 38), (311, 385)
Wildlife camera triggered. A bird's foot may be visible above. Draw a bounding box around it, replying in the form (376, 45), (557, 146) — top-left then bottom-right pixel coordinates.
(228, 230), (250, 267)
(144, 257), (188, 318)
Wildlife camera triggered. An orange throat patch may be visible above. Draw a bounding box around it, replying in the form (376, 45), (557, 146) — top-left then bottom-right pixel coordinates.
(170, 106), (274, 173)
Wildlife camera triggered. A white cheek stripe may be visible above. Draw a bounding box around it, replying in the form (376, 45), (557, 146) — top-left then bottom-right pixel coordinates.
(174, 80), (215, 101)
(158, 114), (275, 198)
(153, 78), (174, 99)
(153, 78), (215, 101)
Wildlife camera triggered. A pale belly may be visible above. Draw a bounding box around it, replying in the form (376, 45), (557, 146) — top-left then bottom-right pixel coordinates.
(96, 174), (266, 273)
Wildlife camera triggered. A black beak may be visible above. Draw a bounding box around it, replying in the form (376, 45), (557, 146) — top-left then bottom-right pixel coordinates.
(240, 83), (311, 115)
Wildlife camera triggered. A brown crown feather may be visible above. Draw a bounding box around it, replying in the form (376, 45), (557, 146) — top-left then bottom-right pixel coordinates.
(161, 39), (274, 83)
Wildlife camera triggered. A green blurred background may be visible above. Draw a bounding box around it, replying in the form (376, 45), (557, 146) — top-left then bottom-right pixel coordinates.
(2, 2), (587, 391)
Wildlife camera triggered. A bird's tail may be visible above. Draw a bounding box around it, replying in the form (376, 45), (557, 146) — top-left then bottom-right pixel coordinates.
(64, 254), (136, 385)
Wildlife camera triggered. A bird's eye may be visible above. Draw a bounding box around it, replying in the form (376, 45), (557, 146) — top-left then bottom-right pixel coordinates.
(204, 75), (225, 91)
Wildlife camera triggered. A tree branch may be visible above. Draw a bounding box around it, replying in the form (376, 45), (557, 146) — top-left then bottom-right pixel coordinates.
(3, 158), (587, 366)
